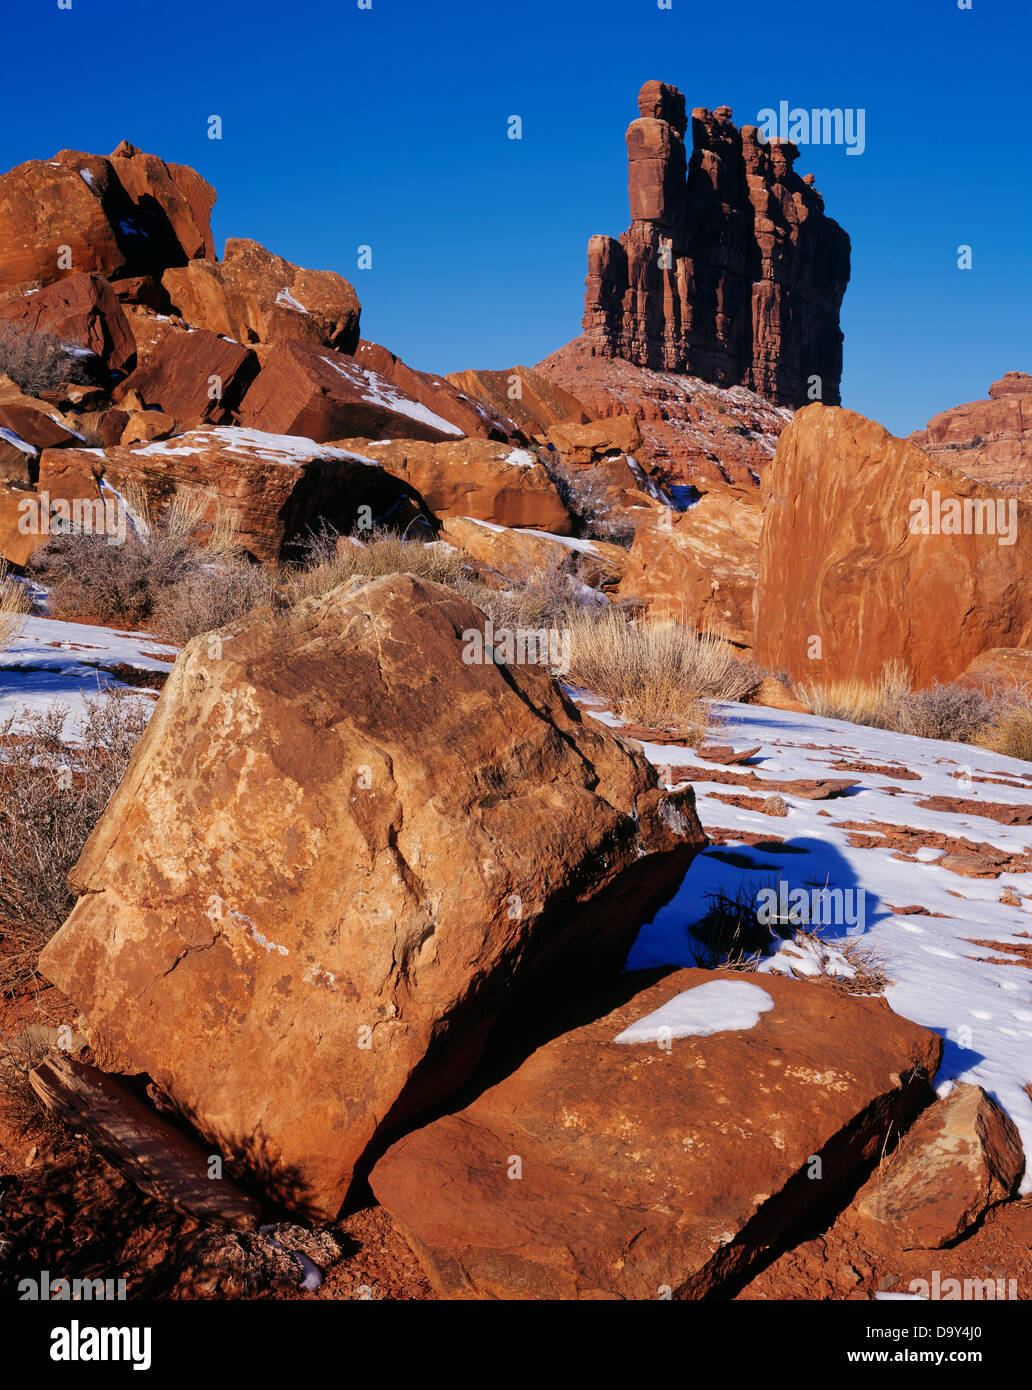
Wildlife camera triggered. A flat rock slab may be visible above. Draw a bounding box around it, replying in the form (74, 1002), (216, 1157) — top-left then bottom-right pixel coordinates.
(370, 968), (942, 1299)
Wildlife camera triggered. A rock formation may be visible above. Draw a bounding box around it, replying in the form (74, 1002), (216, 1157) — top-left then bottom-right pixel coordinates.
(162, 238), (361, 354)
(0, 142), (215, 294)
(32, 428), (427, 564)
(236, 340), (463, 444)
(535, 334), (791, 490)
(618, 492), (762, 646)
(330, 437), (571, 533)
(370, 969), (940, 1299)
(755, 404), (1032, 686)
(580, 81), (851, 408)
(39, 573), (706, 1218)
(909, 372), (1032, 495)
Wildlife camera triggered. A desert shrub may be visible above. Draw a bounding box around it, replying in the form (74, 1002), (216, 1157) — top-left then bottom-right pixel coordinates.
(895, 681), (997, 742)
(0, 323), (102, 394)
(799, 662), (1008, 747)
(151, 564), (277, 644)
(29, 488), (273, 640)
(454, 555), (581, 632)
(0, 687), (149, 992)
(567, 609), (759, 732)
(762, 794), (789, 817)
(539, 453), (636, 546)
(798, 660), (912, 729)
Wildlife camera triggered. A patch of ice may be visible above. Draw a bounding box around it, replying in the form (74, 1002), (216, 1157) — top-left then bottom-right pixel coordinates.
(79, 168), (95, 188)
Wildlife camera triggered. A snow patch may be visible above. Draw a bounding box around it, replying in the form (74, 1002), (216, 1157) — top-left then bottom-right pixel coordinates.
(614, 980), (775, 1043)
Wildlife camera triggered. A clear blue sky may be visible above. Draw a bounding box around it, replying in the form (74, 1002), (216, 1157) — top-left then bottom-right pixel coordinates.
(2, 0), (1029, 436)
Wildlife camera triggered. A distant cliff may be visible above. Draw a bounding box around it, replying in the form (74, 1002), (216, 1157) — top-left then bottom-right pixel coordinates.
(581, 80), (851, 408)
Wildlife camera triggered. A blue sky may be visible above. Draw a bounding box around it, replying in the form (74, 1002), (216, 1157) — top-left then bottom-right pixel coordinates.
(2, 0), (1029, 435)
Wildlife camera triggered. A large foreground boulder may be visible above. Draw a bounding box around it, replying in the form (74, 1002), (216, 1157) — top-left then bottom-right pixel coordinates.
(852, 1083), (1024, 1250)
(39, 575), (706, 1218)
(370, 968), (942, 1299)
(162, 238), (361, 353)
(755, 405), (1032, 685)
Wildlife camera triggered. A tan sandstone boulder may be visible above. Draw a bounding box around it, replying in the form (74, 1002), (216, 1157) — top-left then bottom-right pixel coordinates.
(0, 271), (136, 374)
(853, 1083), (1024, 1249)
(0, 142), (214, 294)
(439, 516), (627, 592)
(618, 492), (761, 645)
(755, 405), (1032, 685)
(237, 340), (465, 444)
(33, 428), (427, 564)
(111, 329), (260, 427)
(370, 968), (942, 1299)
(333, 437), (571, 533)
(162, 238), (361, 354)
(39, 574), (706, 1219)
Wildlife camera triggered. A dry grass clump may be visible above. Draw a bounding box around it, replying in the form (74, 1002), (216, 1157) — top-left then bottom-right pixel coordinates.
(0, 559), (32, 649)
(800, 660), (1005, 749)
(687, 879), (778, 968)
(797, 660), (912, 728)
(539, 453), (636, 546)
(287, 524), (583, 631)
(0, 323), (102, 393)
(785, 930), (892, 995)
(284, 523), (475, 606)
(0, 1032), (75, 1146)
(761, 794), (789, 817)
(975, 696), (1032, 763)
(0, 687), (149, 993)
(567, 610), (757, 733)
(29, 486), (275, 641)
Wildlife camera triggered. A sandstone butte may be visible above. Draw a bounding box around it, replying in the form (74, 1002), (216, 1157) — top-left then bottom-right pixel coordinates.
(909, 372), (1032, 497)
(370, 968), (942, 1299)
(579, 80), (850, 409)
(39, 574), (707, 1220)
(755, 404), (1032, 686)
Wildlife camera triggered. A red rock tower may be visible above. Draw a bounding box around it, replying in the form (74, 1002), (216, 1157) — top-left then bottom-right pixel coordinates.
(583, 80), (851, 407)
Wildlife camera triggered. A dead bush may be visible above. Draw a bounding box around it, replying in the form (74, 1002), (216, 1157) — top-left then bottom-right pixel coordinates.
(0, 687), (149, 992)
(0, 324), (102, 394)
(29, 488), (273, 640)
(540, 453), (636, 546)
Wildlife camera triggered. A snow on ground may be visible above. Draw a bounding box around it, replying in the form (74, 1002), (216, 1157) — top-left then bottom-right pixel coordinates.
(0, 612), (176, 736)
(573, 694), (1032, 1192)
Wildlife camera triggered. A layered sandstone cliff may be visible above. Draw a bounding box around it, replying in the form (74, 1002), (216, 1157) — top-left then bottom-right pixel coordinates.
(581, 81), (851, 408)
